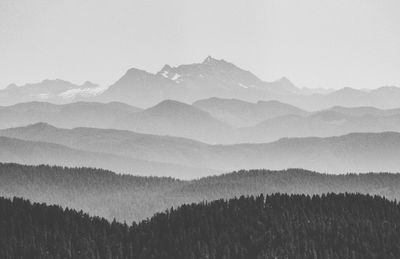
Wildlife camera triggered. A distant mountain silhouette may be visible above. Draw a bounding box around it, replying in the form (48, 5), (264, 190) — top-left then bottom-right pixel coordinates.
(281, 86), (400, 110)
(2, 57), (400, 109)
(98, 56), (308, 107)
(97, 57), (400, 109)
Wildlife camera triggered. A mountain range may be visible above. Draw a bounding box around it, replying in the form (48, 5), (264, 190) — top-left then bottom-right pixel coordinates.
(3, 56), (400, 110)
(97, 56), (306, 107)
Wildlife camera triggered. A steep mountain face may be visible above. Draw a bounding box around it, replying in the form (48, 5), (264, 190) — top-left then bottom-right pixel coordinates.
(3, 124), (400, 175)
(98, 68), (181, 107)
(113, 100), (232, 143)
(0, 79), (104, 105)
(0, 101), (142, 129)
(193, 97), (308, 127)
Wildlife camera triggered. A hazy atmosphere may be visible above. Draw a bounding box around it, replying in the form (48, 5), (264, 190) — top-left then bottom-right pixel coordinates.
(1, 0), (399, 89)
(2, 1), (400, 258)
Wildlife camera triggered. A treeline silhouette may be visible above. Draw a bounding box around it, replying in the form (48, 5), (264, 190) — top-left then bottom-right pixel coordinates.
(1, 193), (400, 259)
(2, 163), (400, 222)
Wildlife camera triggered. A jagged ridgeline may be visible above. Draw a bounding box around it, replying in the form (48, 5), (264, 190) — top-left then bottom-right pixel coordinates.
(1, 193), (400, 259)
(2, 163), (400, 222)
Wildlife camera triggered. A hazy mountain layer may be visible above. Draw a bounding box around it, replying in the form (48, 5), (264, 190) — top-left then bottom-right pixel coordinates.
(0, 137), (214, 178)
(2, 124), (400, 175)
(280, 86), (400, 110)
(3, 100), (400, 144)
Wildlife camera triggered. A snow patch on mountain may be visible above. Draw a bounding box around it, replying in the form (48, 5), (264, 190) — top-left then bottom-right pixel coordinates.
(60, 86), (107, 99)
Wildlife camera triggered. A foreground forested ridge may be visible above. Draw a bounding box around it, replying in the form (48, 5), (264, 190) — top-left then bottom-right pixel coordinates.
(1, 193), (400, 259)
(2, 163), (400, 222)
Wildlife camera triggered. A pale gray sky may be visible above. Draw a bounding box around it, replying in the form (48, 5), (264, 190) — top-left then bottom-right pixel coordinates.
(1, 0), (399, 89)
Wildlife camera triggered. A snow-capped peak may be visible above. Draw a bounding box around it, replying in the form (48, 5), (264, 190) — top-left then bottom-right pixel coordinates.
(157, 65), (181, 81)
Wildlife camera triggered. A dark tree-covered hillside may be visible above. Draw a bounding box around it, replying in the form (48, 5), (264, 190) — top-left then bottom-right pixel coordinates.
(3, 163), (400, 222)
(1, 194), (400, 259)
(0, 163), (182, 221)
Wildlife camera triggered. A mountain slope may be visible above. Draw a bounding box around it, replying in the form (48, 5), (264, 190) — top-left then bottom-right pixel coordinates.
(0, 122), (213, 168)
(98, 68), (181, 107)
(0, 136), (213, 178)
